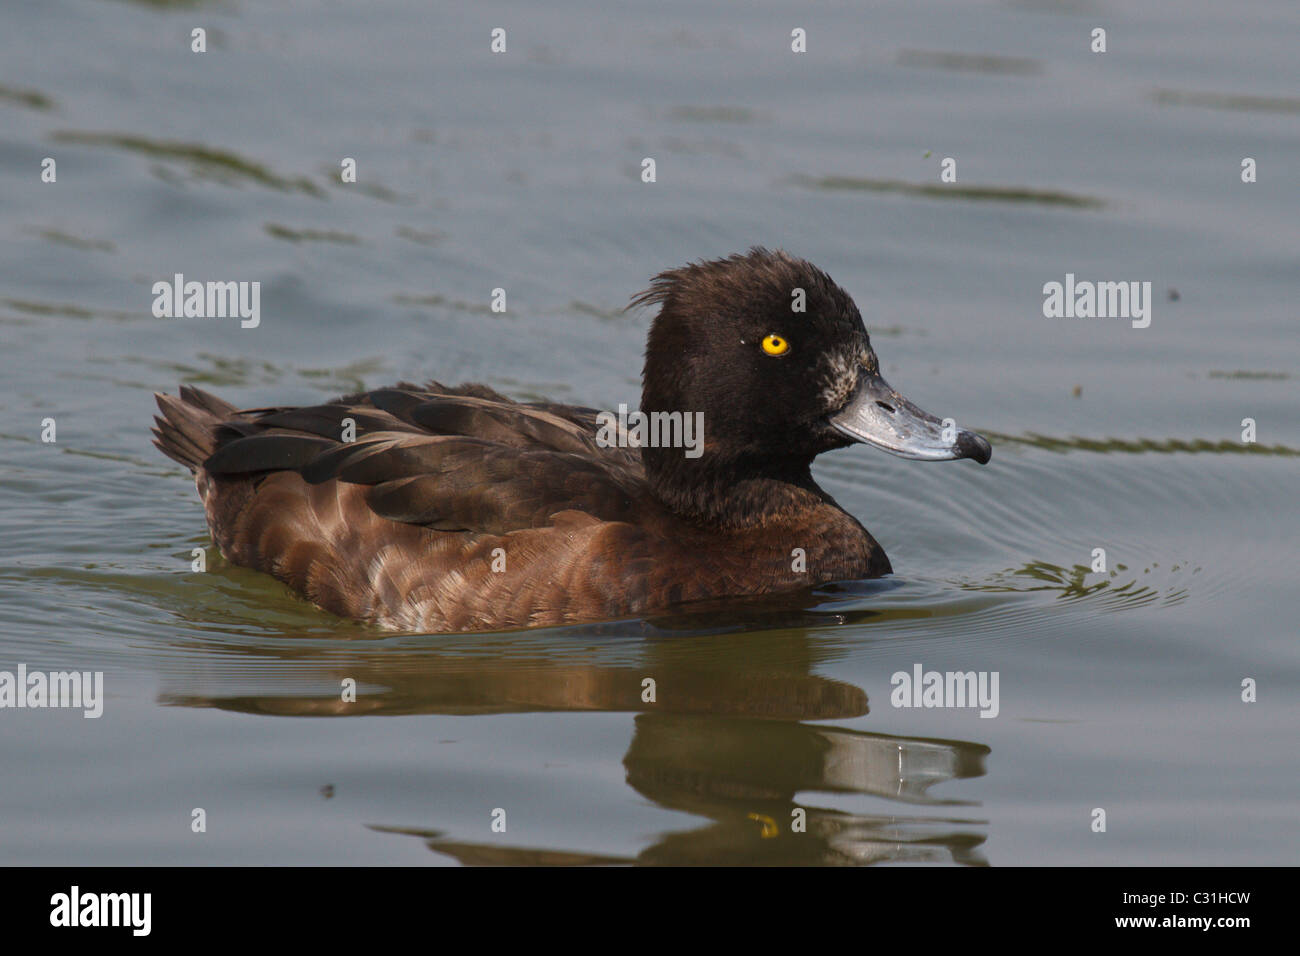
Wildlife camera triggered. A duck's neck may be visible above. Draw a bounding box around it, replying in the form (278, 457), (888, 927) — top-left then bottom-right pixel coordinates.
(642, 446), (826, 529)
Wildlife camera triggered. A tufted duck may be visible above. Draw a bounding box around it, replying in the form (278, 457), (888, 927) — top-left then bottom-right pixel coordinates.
(153, 248), (990, 632)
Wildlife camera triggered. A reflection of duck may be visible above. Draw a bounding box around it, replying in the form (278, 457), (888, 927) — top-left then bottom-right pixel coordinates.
(370, 718), (989, 866)
(159, 624), (871, 720)
(158, 628), (990, 865)
(619, 716), (989, 866)
(154, 248), (990, 632)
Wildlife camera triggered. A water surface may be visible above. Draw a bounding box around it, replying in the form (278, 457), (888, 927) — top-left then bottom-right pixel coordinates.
(1, 0), (1297, 865)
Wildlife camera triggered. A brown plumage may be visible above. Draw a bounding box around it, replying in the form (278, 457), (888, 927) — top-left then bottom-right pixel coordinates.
(153, 249), (989, 632)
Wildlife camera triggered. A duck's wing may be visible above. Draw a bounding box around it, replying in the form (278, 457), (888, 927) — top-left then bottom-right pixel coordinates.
(158, 382), (646, 532)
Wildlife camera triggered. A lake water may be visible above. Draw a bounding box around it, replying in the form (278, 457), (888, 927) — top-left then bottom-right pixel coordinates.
(1, 0), (1296, 865)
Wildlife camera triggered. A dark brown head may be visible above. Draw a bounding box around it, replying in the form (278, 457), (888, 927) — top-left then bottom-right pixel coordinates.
(631, 248), (990, 524)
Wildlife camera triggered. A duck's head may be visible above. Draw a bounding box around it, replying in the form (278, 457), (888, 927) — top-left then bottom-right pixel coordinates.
(634, 248), (990, 512)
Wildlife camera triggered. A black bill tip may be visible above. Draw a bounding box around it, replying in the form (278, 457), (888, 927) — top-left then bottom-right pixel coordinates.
(957, 431), (992, 465)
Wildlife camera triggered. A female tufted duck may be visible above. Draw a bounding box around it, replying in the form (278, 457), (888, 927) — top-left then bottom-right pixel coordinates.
(153, 248), (990, 632)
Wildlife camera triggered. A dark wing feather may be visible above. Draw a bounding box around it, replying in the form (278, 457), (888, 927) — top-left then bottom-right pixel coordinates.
(364, 387), (436, 422)
(253, 405), (406, 438)
(205, 434), (338, 475)
(170, 383), (646, 534)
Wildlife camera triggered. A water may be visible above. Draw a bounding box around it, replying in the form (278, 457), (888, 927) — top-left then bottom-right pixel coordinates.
(1, 0), (1297, 865)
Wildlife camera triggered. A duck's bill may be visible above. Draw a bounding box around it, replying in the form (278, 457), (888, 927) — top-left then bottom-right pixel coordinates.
(829, 371), (992, 464)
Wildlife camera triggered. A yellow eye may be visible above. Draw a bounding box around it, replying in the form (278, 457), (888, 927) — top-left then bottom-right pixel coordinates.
(761, 334), (789, 356)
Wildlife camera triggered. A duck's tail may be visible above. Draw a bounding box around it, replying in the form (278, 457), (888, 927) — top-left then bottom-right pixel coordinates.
(152, 386), (237, 472)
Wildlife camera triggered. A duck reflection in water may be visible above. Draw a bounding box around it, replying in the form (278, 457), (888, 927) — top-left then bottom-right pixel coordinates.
(161, 602), (991, 866)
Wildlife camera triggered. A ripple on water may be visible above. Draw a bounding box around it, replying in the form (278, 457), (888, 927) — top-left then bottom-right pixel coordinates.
(814, 430), (1291, 653)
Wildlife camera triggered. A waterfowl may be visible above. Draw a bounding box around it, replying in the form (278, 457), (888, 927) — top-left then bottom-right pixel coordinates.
(153, 248), (990, 632)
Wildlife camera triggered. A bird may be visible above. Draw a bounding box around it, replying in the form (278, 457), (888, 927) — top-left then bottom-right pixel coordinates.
(153, 248), (990, 632)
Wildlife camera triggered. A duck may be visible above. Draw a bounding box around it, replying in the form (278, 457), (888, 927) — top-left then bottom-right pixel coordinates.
(153, 248), (990, 632)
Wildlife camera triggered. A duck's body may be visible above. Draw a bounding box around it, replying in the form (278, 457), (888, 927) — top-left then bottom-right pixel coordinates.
(154, 249), (988, 632)
(154, 381), (885, 631)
